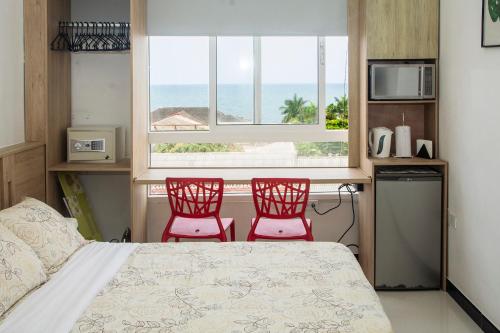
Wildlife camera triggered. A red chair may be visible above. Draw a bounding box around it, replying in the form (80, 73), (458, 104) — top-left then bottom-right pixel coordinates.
(247, 178), (313, 241)
(162, 178), (235, 242)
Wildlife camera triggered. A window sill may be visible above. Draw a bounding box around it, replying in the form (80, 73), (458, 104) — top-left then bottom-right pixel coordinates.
(148, 191), (357, 203)
(134, 167), (371, 185)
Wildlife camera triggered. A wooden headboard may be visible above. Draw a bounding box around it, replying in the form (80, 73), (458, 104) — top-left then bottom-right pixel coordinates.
(0, 142), (46, 209)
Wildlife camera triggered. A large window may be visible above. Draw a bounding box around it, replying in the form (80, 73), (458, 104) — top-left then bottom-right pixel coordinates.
(149, 36), (349, 167)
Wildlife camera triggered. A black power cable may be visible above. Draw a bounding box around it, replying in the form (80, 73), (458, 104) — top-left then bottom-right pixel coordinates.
(311, 183), (358, 245)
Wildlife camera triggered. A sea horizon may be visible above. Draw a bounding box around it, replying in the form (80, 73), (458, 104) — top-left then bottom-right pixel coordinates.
(150, 83), (348, 124)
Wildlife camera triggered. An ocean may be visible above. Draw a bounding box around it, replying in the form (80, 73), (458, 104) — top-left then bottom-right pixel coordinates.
(150, 83), (347, 123)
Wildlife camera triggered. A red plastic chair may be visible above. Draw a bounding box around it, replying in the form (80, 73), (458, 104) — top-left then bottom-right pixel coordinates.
(247, 178), (313, 241)
(161, 178), (235, 242)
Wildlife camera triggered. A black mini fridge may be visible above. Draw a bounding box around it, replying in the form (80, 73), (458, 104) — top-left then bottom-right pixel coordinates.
(375, 167), (442, 290)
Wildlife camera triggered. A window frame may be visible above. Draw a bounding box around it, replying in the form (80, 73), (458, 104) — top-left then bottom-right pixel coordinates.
(147, 36), (349, 145)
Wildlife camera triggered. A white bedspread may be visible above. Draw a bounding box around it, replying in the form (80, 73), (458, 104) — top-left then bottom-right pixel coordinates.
(1, 242), (392, 333)
(0, 242), (137, 333)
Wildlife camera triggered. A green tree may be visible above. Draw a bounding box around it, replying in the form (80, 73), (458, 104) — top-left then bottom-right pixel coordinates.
(326, 95), (349, 121)
(154, 143), (241, 153)
(280, 94), (307, 123)
(299, 103), (317, 124)
(280, 94), (348, 129)
(280, 94), (318, 124)
(326, 118), (349, 130)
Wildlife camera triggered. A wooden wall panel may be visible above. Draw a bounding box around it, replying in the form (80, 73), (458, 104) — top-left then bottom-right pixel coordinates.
(24, 0), (48, 143)
(0, 144), (46, 209)
(11, 146), (46, 204)
(424, 104), (438, 157)
(0, 156), (15, 209)
(46, 0), (71, 210)
(358, 0), (372, 176)
(366, 0), (439, 59)
(132, 184), (148, 242)
(130, 0), (149, 242)
(348, 0), (360, 167)
(24, 0), (70, 210)
(46, 0), (71, 168)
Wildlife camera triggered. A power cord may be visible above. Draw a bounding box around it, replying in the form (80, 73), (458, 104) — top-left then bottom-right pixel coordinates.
(311, 183), (358, 245)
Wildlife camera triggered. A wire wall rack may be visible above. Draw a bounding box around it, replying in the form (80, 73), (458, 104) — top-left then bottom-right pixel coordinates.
(51, 22), (131, 52)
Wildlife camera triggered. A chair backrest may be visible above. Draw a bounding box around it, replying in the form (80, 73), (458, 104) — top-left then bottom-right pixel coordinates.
(251, 178), (310, 219)
(166, 178), (224, 218)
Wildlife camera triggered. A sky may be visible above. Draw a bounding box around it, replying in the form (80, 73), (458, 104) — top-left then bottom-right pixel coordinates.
(149, 36), (348, 86)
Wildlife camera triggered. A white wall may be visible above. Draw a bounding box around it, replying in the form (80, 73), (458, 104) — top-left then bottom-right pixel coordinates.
(440, 0), (500, 328)
(0, 0), (25, 148)
(148, 194), (359, 248)
(71, 0), (131, 155)
(79, 174), (130, 241)
(71, 0), (131, 240)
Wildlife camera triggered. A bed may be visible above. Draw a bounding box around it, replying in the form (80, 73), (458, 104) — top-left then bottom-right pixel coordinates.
(1, 241), (392, 333)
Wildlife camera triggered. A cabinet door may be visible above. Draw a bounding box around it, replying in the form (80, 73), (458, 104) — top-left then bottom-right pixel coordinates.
(367, 0), (439, 59)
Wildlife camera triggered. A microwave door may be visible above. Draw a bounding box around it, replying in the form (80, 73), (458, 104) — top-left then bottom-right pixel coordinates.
(372, 66), (422, 100)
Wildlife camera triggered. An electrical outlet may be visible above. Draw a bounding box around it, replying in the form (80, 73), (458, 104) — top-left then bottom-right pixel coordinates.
(309, 200), (319, 209)
(448, 212), (457, 229)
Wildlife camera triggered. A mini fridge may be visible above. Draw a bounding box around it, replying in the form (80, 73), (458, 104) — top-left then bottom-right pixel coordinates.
(375, 167), (442, 290)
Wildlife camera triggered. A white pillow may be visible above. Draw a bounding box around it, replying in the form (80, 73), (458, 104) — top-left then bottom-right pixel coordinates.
(0, 224), (47, 317)
(0, 198), (87, 273)
(64, 217), (79, 230)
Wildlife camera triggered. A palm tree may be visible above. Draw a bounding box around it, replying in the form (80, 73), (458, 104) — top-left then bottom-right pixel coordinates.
(326, 95), (348, 121)
(280, 94), (307, 124)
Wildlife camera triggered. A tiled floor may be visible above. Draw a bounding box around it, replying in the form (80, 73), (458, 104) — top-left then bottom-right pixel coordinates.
(378, 291), (482, 333)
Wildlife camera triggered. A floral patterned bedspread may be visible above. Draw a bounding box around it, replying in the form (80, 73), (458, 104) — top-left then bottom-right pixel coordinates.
(72, 242), (392, 333)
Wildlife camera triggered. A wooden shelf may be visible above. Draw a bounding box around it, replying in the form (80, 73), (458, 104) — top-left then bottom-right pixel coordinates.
(48, 159), (131, 173)
(368, 100), (436, 105)
(134, 167), (372, 185)
(369, 157), (447, 166)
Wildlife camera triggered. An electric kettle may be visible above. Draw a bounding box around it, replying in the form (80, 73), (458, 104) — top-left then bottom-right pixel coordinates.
(369, 127), (393, 158)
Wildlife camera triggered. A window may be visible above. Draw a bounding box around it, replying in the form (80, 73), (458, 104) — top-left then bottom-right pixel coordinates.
(261, 37), (318, 125)
(149, 37), (209, 131)
(149, 36), (349, 168)
(217, 37), (254, 124)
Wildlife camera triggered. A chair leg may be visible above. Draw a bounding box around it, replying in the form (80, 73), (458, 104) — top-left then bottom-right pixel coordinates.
(230, 222), (236, 241)
(161, 228), (170, 242)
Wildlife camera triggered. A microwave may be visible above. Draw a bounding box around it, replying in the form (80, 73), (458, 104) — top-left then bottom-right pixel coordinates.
(369, 63), (436, 100)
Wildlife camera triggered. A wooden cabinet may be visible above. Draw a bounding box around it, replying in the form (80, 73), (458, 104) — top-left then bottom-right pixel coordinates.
(366, 0), (439, 59)
(0, 143), (46, 209)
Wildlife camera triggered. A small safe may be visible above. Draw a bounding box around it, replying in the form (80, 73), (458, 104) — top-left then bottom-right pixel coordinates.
(67, 127), (123, 163)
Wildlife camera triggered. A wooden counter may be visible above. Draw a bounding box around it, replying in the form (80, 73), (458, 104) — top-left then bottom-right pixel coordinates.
(134, 167), (372, 185)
